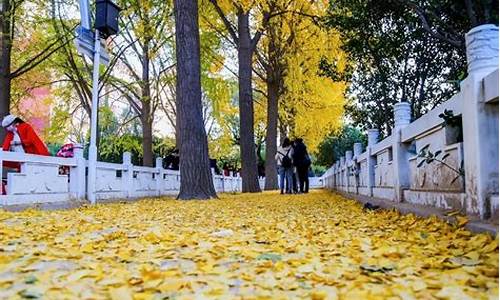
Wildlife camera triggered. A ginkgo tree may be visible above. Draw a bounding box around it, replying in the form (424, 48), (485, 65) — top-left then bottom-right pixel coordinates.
(175, 0), (217, 199)
(0, 0), (70, 141)
(254, 0), (347, 189)
(159, 4), (237, 159)
(206, 0), (281, 193)
(108, 0), (175, 167)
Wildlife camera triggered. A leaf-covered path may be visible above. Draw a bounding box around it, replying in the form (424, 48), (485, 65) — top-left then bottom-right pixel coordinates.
(0, 191), (498, 299)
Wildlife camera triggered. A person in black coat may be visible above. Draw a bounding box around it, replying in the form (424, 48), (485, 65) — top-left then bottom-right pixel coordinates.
(164, 149), (180, 170)
(292, 138), (311, 193)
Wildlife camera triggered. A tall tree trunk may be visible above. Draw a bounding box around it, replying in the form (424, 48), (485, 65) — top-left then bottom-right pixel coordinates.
(141, 114), (153, 166)
(237, 12), (260, 193)
(264, 78), (279, 190)
(174, 0), (217, 199)
(174, 123), (180, 150)
(279, 121), (287, 142)
(141, 42), (153, 167)
(0, 0), (12, 142)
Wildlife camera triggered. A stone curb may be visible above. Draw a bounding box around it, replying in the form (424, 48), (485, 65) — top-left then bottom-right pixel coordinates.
(333, 191), (498, 236)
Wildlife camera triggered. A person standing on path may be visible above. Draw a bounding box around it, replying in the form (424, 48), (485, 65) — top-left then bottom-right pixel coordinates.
(275, 137), (294, 194)
(292, 138), (311, 193)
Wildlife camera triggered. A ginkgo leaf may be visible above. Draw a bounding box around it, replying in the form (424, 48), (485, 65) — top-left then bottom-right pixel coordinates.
(0, 191), (496, 299)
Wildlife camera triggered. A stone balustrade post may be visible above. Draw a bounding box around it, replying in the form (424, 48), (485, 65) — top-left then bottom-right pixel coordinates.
(367, 129), (379, 197)
(345, 151), (353, 161)
(123, 152), (134, 199)
(340, 157), (345, 189)
(221, 170), (225, 193)
(353, 143), (363, 157)
(69, 144), (86, 199)
(346, 151), (353, 192)
(368, 129), (379, 147)
(229, 171), (234, 192)
(338, 160), (341, 187)
(353, 143), (363, 194)
(333, 161), (338, 188)
(155, 157), (164, 197)
(461, 24), (499, 218)
(392, 102), (412, 202)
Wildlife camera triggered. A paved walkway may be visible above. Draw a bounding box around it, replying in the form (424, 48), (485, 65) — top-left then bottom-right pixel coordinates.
(0, 191), (497, 299)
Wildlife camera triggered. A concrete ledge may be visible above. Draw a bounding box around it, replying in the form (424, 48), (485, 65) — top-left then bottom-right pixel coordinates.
(490, 194), (499, 222)
(483, 69), (499, 103)
(404, 190), (466, 212)
(1, 199), (89, 212)
(373, 187), (394, 200)
(358, 187), (370, 196)
(332, 190), (498, 236)
(0, 194), (180, 212)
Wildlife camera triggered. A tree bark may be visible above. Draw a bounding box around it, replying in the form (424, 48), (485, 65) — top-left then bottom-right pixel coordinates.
(0, 0), (12, 142)
(264, 78), (279, 190)
(141, 114), (153, 166)
(237, 12), (261, 193)
(141, 42), (153, 167)
(174, 0), (217, 199)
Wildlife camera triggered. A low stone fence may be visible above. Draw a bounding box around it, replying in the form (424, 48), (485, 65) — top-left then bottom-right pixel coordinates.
(0, 149), (324, 206)
(323, 24), (499, 220)
(0, 150), (244, 206)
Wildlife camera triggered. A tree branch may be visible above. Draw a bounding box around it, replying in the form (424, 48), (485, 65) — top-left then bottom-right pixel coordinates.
(208, 0), (239, 44)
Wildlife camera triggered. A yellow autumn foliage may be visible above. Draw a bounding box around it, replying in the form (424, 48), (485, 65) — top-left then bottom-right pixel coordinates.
(0, 191), (497, 299)
(280, 4), (347, 152)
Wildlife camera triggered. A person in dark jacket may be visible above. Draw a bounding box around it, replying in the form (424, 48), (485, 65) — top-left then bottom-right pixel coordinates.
(164, 149), (180, 170)
(292, 138), (311, 193)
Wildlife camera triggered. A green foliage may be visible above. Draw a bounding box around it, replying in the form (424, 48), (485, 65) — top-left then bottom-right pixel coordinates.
(99, 106), (120, 137)
(98, 135), (175, 165)
(216, 148), (241, 172)
(325, 0), (469, 136)
(43, 104), (71, 144)
(153, 137), (176, 160)
(311, 165), (327, 177)
(47, 143), (63, 156)
(315, 126), (367, 167)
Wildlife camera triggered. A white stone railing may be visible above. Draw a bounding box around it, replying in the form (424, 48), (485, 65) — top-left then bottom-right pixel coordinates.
(0, 150), (244, 206)
(323, 24), (499, 220)
(0, 148), (324, 206)
(0, 151), (81, 204)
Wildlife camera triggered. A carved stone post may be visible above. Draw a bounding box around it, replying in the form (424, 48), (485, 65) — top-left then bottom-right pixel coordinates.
(393, 102), (412, 202)
(155, 157), (164, 197)
(353, 143), (363, 193)
(353, 143), (363, 157)
(462, 24), (499, 218)
(123, 152), (134, 199)
(69, 144), (86, 200)
(367, 129), (379, 196)
(340, 157), (345, 190)
(346, 150), (353, 193)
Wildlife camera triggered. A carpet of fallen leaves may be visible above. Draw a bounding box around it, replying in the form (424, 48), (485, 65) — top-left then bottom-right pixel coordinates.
(0, 190), (498, 300)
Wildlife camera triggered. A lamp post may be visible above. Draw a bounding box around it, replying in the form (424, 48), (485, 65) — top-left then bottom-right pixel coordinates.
(77, 0), (120, 204)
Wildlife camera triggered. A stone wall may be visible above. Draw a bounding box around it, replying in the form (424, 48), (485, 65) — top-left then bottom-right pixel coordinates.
(323, 24), (499, 220)
(0, 149), (324, 206)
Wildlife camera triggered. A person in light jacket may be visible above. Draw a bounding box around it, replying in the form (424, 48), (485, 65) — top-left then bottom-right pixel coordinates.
(275, 137), (294, 194)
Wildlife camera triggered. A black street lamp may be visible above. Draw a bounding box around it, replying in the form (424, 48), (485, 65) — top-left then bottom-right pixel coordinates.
(95, 0), (121, 39)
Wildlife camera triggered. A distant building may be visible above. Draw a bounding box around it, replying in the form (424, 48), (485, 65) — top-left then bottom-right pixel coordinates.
(18, 87), (51, 137)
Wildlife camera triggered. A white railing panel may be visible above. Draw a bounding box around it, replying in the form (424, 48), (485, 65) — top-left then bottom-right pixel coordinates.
(401, 94), (463, 143)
